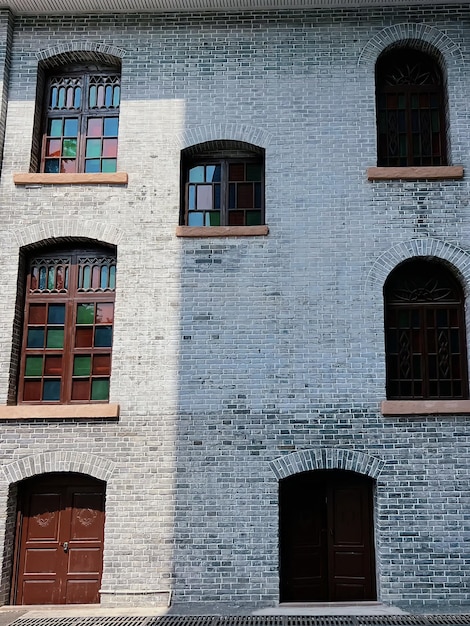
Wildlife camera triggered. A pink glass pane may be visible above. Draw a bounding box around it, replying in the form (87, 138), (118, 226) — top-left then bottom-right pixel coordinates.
(102, 138), (118, 158)
(96, 303), (114, 324)
(61, 159), (76, 173)
(87, 118), (103, 137)
(46, 139), (61, 157)
(92, 266), (101, 288)
(197, 185), (213, 210)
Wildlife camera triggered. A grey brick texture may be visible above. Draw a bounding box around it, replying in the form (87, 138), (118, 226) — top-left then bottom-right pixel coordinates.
(0, 3), (468, 612)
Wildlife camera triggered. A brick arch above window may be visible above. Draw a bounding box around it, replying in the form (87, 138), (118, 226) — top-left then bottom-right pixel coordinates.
(6, 220), (125, 249)
(175, 124), (273, 152)
(270, 448), (386, 481)
(36, 43), (126, 68)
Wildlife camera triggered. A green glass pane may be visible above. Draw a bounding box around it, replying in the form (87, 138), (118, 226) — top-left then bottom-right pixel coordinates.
(246, 164), (262, 182)
(27, 328), (44, 348)
(77, 303), (95, 325)
(48, 304), (65, 325)
(25, 356), (43, 377)
(85, 159), (100, 173)
(113, 87), (120, 108)
(207, 212), (220, 226)
(95, 326), (112, 347)
(46, 328), (64, 349)
(62, 139), (77, 157)
(45, 159), (60, 173)
(43, 379), (61, 401)
(189, 166), (204, 183)
(73, 355), (92, 376)
(109, 266), (116, 289)
(246, 210), (262, 226)
(91, 378), (109, 401)
(49, 119), (63, 137)
(89, 85), (97, 108)
(104, 117), (119, 136)
(64, 118), (78, 137)
(86, 138), (102, 158)
(102, 159), (117, 173)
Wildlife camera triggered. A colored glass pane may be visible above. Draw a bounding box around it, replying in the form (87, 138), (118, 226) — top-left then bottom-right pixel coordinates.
(44, 355), (62, 376)
(45, 159), (60, 173)
(87, 118), (103, 137)
(228, 210), (244, 226)
(113, 87), (120, 108)
(73, 355), (92, 376)
(102, 159), (117, 173)
(39, 267), (47, 290)
(50, 87), (58, 108)
(71, 379), (90, 401)
(58, 88), (65, 108)
(100, 266), (109, 289)
(103, 139), (118, 158)
(89, 85), (97, 107)
(74, 87), (81, 108)
(85, 159), (101, 173)
(189, 166), (204, 183)
(27, 328), (44, 348)
(47, 267), (55, 290)
(75, 327), (93, 348)
(25, 356), (43, 377)
(61, 159), (76, 173)
(237, 183), (254, 209)
(254, 182), (262, 208)
(206, 165), (221, 182)
(23, 380), (41, 401)
(43, 379), (61, 401)
(197, 185), (213, 210)
(46, 328), (64, 349)
(48, 304), (65, 325)
(214, 184), (221, 210)
(93, 354), (111, 375)
(92, 266), (101, 288)
(207, 212), (220, 226)
(246, 164), (261, 181)
(246, 210), (262, 226)
(77, 303), (95, 325)
(95, 326), (113, 347)
(46, 139), (62, 157)
(188, 212), (204, 226)
(188, 186), (195, 210)
(63, 139), (77, 157)
(229, 183), (235, 209)
(105, 85), (113, 108)
(109, 266), (116, 290)
(91, 379), (109, 401)
(64, 118), (78, 137)
(49, 119), (63, 137)
(86, 139), (102, 158)
(29, 304), (47, 325)
(96, 303), (114, 324)
(104, 117), (119, 136)
(229, 163), (245, 181)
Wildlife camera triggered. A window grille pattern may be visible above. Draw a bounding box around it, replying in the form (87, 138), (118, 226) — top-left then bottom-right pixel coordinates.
(19, 248), (116, 404)
(42, 69), (120, 174)
(385, 260), (468, 400)
(376, 49), (446, 167)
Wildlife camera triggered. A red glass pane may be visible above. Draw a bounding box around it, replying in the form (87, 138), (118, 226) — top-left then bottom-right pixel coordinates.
(44, 355), (63, 376)
(92, 266), (101, 288)
(102, 138), (118, 158)
(61, 159), (76, 173)
(92, 354), (111, 375)
(96, 303), (114, 324)
(228, 211), (245, 226)
(237, 183), (254, 209)
(75, 327), (93, 348)
(29, 304), (47, 325)
(71, 379), (90, 401)
(46, 139), (62, 157)
(87, 118), (103, 137)
(23, 380), (41, 401)
(229, 163), (245, 181)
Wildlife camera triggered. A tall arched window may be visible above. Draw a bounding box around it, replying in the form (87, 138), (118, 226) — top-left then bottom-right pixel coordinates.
(18, 244), (117, 404)
(384, 259), (468, 400)
(376, 48), (447, 167)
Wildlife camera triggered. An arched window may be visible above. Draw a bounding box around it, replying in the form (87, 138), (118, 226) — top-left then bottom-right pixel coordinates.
(181, 141), (265, 227)
(18, 244), (116, 404)
(384, 259), (468, 400)
(376, 48), (447, 166)
(40, 63), (121, 173)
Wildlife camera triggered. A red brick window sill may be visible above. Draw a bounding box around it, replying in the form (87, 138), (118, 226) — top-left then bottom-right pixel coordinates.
(381, 400), (470, 416)
(13, 173), (128, 185)
(176, 225), (269, 238)
(367, 166), (464, 181)
(0, 404), (120, 420)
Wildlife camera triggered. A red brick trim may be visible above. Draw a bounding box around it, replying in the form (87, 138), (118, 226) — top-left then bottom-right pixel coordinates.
(176, 225), (269, 237)
(0, 403), (120, 419)
(381, 400), (470, 415)
(367, 166), (463, 181)
(14, 172), (128, 185)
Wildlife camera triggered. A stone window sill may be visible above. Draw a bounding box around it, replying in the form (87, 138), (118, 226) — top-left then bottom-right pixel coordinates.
(176, 225), (269, 237)
(381, 400), (470, 416)
(0, 403), (120, 420)
(13, 173), (128, 186)
(367, 166), (464, 181)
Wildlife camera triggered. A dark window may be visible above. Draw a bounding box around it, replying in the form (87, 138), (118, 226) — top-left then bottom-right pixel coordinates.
(18, 246), (116, 404)
(384, 259), (468, 400)
(181, 142), (265, 227)
(376, 48), (447, 166)
(41, 66), (120, 173)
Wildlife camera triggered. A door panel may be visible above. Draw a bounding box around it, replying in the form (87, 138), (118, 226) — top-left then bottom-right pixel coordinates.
(13, 473), (105, 605)
(280, 470), (376, 603)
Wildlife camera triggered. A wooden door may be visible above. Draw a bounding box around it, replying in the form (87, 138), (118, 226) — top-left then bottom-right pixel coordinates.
(280, 470), (376, 603)
(12, 473), (105, 605)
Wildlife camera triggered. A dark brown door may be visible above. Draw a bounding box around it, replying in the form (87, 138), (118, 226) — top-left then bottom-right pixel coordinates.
(280, 470), (376, 602)
(12, 473), (105, 605)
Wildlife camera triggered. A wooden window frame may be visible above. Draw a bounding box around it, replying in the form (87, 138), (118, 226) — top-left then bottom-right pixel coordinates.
(18, 247), (116, 405)
(40, 65), (120, 174)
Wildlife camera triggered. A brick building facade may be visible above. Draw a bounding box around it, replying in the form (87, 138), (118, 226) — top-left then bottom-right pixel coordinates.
(0, 0), (467, 612)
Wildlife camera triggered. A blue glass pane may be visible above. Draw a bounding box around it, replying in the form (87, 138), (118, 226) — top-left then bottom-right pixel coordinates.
(50, 87), (58, 108)
(85, 159), (101, 173)
(27, 328), (44, 348)
(100, 266), (109, 289)
(58, 87), (65, 108)
(95, 326), (113, 347)
(104, 117), (119, 137)
(39, 267), (46, 290)
(188, 212), (204, 226)
(48, 304), (65, 324)
(89, 85), (97, 108)
(188, 186), (195, 210)
(74, 87), (81, 108)
(189, 166), (204, 183)
(105, 85), (113, 107)
(43, 379), (61, 401)
(113, 86), (120, 108)
(109, 266), (116, 290)
(214, 184), (221, 209)
(45, 159), (60, 173)
(206, 165), (221, 182)
(49, 119), (62, 137)
(64, 118), (78, 137)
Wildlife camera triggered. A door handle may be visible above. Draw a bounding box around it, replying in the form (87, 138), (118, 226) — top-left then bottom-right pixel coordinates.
(62, 541), (69, 553)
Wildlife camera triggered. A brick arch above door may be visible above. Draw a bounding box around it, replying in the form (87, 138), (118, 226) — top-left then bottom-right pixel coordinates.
(270, 448), (386, 480)
(1, 451), (115, 485)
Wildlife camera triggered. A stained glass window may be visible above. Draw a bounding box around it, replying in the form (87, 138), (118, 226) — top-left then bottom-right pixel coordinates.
(376, 48), (447, 167)
(19, 247), (116, 404)
(42, 68), (120, 174)
(182, 143), (264, 227)
(384, 260), (468, 400)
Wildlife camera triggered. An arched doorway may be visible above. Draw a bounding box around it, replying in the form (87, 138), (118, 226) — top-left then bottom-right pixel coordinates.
(11, 472), (105, 605)
(279, 469), (376, 602)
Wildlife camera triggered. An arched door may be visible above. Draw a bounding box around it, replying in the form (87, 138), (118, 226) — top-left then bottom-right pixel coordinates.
(279, 470), (376, 602)
(12, 473), (105, 605)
